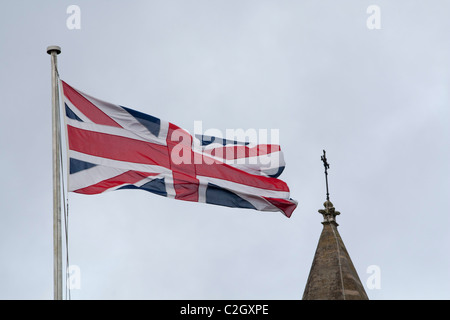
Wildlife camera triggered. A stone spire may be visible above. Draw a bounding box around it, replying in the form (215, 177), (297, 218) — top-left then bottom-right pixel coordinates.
(302, 150), (368, 300)
(302, 200), (369, 300)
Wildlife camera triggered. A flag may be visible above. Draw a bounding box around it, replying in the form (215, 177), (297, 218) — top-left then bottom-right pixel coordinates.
(61, 80), (298, 217)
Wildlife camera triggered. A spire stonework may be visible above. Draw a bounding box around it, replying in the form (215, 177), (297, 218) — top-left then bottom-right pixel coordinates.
(302, 200), (368, 300)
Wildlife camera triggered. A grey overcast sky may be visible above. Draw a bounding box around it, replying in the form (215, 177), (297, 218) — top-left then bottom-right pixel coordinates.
(0, 0), (449, 299)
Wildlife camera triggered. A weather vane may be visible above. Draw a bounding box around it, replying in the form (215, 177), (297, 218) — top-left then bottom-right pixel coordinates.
(321, 150), (330, 201)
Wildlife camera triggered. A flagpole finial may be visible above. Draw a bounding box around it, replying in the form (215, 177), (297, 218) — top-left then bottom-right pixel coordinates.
(47, 45), (61, 55)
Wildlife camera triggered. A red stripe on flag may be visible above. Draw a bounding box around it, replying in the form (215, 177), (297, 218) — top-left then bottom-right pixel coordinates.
(62, 81), (122, 128)
(67, 125), (170, 167)
(195, 159), (290, 192)
(262, 197), (297, 218)
(74, 170), (159, 194)
(207, 144), (281, 160)
(167, 123), (199, 201)
(172, 172), (200, 202)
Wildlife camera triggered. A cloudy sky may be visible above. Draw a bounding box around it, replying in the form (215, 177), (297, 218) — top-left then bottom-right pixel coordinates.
(0, 0), (449, 300)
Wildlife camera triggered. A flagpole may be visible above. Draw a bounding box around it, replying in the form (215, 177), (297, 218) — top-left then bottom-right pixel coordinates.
(47, 45), (63, 300)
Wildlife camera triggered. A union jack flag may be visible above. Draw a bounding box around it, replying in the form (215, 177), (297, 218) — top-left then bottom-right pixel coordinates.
(61, 80), (298, 217)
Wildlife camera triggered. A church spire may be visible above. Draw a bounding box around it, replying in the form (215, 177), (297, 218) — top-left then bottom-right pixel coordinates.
(302, 151), (368, 300)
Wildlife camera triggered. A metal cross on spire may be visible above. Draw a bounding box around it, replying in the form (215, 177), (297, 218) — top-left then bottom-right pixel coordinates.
(321, 150), (330, 201)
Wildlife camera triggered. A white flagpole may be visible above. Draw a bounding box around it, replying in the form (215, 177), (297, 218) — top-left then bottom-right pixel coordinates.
(47, 45), (63, 300)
